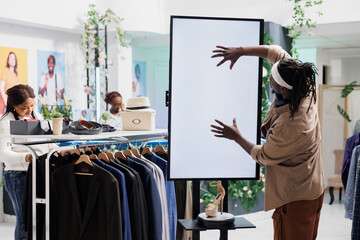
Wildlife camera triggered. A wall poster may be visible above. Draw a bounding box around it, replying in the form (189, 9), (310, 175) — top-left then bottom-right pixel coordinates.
(132, 60), (146, 97)
(37, 50), (65, 108)
(0, 46), (28, 114)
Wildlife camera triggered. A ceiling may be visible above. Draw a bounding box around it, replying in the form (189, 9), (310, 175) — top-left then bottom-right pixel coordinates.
(295, 21), (360, 58)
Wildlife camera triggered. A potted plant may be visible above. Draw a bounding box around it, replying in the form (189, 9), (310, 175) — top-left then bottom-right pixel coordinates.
(102, 112), (109, 125)
(52, 111), (63, 135)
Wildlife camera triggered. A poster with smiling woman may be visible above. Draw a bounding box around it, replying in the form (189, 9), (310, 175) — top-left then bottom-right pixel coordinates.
(0, 46), (28, 114)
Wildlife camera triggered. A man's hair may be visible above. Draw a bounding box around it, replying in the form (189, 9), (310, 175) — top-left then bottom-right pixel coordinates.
(278, 58), (318, 118)
(47, 55), (56, 65)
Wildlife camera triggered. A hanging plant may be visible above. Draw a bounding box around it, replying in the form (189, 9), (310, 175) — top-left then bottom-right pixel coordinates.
(81, 4), (130, 117)
(81, 3), (129, 69)
(261, 31), (274, 123)
(286, 0), (323, 58)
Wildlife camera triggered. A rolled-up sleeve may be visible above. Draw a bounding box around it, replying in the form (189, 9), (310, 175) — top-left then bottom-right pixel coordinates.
(266, 45), (292, 63)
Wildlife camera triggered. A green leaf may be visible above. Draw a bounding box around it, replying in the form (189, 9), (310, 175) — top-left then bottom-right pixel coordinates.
(240, 195), (257, 212)
(341, 81), (357, 98)
(337, 105), (351, 122)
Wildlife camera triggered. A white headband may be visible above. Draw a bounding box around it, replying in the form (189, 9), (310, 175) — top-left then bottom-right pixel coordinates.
(271, 61), (293, 90)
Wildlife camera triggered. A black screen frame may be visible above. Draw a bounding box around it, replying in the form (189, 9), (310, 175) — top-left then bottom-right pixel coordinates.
(168, 15), (264, 180)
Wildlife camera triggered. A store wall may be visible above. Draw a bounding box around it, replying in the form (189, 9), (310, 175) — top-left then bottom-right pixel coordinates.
(106, 31), (133, 108)
(0, 21), (87, 113)
(3, 0), (360, 36)
(132, 46), (170, 129)
(342, 58), (360, 85)
(102, 0), (167, 34)
(0, 0), (167, 34)
(0, 0), (91, 31)
(299, 47), (360, 185)
(165, 0), (360, 27)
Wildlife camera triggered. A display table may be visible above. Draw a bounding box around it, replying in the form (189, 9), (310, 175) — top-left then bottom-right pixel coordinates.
(178, 217), (255, 240)
(4, 128), (167, 145)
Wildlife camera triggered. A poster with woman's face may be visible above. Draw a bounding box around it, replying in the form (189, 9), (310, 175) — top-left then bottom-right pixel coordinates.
(0, 46), (28, 114)
(132, 61), (146, 97)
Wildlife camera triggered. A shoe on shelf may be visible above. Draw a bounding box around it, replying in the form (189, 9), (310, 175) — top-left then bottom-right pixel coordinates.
(205, 180), (226, 217)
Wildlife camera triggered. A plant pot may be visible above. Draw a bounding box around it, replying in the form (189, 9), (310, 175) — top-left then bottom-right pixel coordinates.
(52, 118), (63, 135)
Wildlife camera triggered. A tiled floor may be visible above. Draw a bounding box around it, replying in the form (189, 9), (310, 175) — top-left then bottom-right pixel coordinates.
(0, 190), (351, 239)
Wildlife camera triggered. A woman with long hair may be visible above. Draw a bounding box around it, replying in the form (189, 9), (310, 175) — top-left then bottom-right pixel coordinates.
(0, 84), (50, 240)
(0, 52), (20, 113)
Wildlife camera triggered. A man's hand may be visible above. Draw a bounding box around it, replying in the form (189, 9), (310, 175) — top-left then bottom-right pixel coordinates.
(25, 154), (33, 163)
(210, 118), (254, 155)
(211, 46), (243, 70)
(210, 118), (241, 141)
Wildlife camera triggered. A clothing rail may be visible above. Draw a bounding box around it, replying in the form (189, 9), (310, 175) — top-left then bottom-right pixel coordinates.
(7, 129), (167, 240)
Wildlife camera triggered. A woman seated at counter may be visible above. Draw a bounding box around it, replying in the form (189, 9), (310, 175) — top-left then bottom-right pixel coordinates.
(101, 91), (125, 129)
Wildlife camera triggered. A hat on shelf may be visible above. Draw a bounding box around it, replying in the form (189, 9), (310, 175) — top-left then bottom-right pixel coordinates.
(122, 97), (156, 131)
(125, 97), (155, 112)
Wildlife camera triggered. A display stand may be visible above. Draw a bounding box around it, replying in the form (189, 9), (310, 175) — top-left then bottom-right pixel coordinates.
(178, 180), (255, 240)
(4, 129), (167, 240)
(178, 217), (255, 240)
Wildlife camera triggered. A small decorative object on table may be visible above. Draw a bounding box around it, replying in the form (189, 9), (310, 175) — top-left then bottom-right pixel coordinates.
(102, 112), (109, 124)
(197, 180), (235, 228)
(51, 112), (63, 135)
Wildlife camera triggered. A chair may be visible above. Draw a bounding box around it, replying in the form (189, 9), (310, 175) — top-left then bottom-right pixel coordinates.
(328, 149), (345, 205)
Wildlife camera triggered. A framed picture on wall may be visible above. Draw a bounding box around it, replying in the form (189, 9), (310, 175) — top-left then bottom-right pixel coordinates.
(0, 46), (28, 114)
(37, 50), (65, 107)
(74, 109), (91, 121)
(132, 60), (146, 97)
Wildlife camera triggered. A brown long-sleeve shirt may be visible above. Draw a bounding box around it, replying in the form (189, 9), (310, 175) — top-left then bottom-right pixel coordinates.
(250, 45), (325, 211)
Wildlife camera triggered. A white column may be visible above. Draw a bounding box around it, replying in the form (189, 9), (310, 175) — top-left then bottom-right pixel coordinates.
(117, 46), (133, 104)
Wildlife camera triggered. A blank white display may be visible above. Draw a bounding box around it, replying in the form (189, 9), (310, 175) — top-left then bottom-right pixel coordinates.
(169, 16), (262, 179)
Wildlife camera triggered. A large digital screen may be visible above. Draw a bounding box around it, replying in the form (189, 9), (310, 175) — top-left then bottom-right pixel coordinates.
(169, 16), (263, 180)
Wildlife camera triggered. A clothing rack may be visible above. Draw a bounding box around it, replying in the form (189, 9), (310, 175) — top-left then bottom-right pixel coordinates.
(7, 129), (168, 240)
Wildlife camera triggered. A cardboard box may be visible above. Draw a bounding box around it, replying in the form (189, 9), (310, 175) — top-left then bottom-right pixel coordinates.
(122, 111), (155, 131)
(10, 120), (70, 135)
